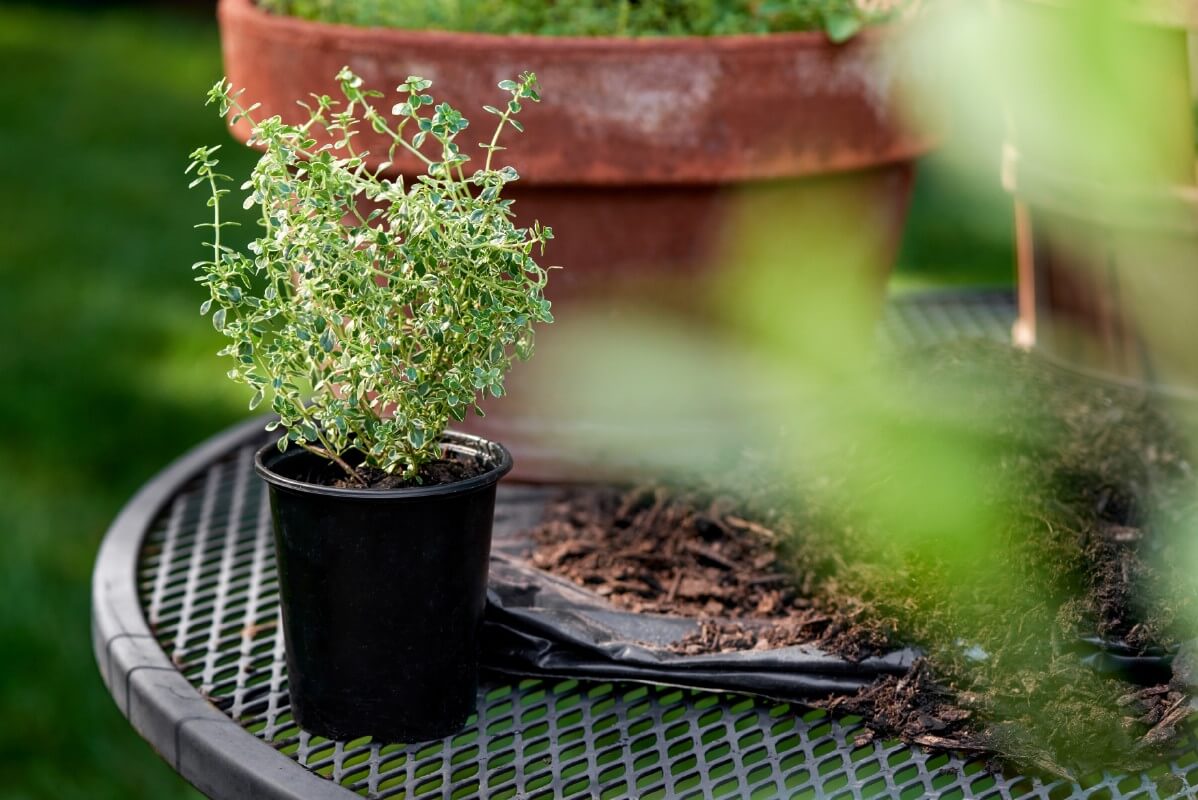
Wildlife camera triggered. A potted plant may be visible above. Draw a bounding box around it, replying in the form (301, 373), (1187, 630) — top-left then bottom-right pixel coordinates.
(188, 68), (552, 740)
(214, 0), (939, 478)
(1000, 0), (1198, 397)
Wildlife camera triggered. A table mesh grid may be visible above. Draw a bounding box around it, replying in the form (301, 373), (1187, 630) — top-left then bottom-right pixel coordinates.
(134, 293), (1198, 799)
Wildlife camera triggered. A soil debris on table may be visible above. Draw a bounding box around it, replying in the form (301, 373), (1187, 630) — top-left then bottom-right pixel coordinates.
(530, 484), (890, 660)
(824, 659), (984, 752)
(527, 340), (1198, 779)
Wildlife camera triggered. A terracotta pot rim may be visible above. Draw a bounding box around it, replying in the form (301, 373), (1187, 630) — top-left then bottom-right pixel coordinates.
(222, 0), (910, 51)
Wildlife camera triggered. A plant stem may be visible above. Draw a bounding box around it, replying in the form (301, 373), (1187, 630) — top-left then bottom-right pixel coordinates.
(291, 400), (369, 486)
(484, 110), (512, 173)
(299, 441), (369, 487)
(370, 108), (436, 167)
(205, 165), (223, 276)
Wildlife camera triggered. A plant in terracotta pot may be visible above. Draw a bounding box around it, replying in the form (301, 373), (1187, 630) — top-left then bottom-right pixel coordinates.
(188, 67), (552, 740)
(215, 0), (938, 479)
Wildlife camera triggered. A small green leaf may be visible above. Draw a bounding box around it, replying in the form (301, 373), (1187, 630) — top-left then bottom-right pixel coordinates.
(824, 11), (862, 43)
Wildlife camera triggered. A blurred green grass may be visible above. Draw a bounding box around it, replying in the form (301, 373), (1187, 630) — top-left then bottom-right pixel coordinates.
(0, 3), (1010, 798)
(0, 4), (253, 799)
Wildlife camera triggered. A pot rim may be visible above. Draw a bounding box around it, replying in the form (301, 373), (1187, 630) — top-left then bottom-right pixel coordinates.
(254, 428), (514, 500)
(1002, 145), (1198, 235)
(221, 0), (904, 51)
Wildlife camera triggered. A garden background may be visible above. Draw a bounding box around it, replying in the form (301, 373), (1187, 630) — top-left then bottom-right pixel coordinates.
(0, 2), (1010, 797)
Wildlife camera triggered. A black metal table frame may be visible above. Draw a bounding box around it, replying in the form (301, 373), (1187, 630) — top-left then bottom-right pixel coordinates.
(92, 291), (1198, 800)
(93, 415), (348, 800)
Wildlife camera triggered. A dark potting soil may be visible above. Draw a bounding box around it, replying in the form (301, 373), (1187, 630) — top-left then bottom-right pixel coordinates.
(528, 340), (1198, 778)
(332, 458), (484, 489)
(299, 449), (487, 489)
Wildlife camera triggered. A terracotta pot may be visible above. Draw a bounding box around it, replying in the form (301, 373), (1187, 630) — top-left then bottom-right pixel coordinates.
(218, 0), (938, 479)
(1002, 0), (1198, 399)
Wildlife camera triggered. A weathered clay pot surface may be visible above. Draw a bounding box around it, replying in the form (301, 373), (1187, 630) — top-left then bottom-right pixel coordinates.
(218, 0), (934, 184)
(218, 0), (935, 479)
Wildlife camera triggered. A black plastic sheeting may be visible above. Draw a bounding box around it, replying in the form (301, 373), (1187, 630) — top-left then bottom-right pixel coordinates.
(482, 557), (919, 701)
(480, 486), (918, 702)
(478, 486), (1184, 702)
(1074, 635), (1180, 686)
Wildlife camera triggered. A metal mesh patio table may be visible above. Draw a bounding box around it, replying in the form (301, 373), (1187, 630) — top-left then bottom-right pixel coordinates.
(91, 289), (1198, 799)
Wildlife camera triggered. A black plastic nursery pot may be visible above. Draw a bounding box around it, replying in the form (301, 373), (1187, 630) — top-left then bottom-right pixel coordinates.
(254, 432), (512, 742)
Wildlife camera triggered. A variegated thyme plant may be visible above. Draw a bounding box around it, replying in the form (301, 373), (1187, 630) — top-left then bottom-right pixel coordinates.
(188, 69), (552, 485)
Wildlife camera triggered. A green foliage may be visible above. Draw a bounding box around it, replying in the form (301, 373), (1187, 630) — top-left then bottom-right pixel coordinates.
(256, 0), (909, 42)
(190, 69), (553, 482)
